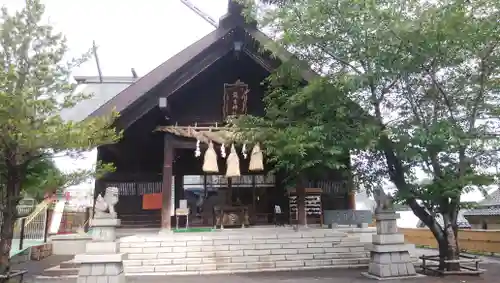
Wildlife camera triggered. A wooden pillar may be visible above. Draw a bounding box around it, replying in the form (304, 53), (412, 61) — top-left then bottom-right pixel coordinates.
(348, 192), (356, 210)
(252, 175), (256, 211)
(161, 134), (174, 230)
(297, 176), (307, 226)
(345, 153), (356, 210)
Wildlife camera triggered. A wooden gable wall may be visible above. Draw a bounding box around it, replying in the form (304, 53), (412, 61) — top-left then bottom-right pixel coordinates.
(168, 50), (269, 125)
(100, 42), (271, 179)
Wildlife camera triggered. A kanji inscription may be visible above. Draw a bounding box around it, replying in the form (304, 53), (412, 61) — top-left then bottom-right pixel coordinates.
(223, 79), (249, 119)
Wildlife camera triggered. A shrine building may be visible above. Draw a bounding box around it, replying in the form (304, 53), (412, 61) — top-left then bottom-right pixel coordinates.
(84, 1), (356, 230)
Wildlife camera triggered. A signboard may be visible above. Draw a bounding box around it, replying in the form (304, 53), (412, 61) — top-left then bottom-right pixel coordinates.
(223, 79), (250, 119)
(323, 210), (372, 226)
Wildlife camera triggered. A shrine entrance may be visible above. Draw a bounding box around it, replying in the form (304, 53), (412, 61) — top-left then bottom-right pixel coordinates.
(179, 173), (279, 227)
(163, 134), (284, 228)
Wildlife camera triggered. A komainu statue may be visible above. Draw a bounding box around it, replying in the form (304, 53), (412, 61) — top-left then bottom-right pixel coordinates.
(374, 188), (394, 213)
(94, 187), (119, 219)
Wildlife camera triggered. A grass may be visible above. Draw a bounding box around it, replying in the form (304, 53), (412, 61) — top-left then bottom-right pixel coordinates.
(172, 227), (216, 233)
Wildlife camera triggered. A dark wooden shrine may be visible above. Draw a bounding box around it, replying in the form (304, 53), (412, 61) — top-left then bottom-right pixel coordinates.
(87, 1), (356, 229)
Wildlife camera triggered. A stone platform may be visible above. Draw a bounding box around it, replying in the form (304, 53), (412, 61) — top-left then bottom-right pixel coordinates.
(119, 227), (371, 275)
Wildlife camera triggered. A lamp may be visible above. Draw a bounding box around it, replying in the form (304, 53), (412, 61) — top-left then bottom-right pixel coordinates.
(158, 97), (170, 120)
(234, 41), (243, 52)
(233, 41), (243, 59)
(158, 97), (167, 109)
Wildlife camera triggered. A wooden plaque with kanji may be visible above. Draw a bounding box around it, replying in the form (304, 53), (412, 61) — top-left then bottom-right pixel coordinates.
(223, 80), (249, 120)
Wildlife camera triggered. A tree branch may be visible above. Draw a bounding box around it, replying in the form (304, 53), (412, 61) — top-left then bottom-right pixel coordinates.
(424, 67), (458, 124)
(468, 43), (496, 134)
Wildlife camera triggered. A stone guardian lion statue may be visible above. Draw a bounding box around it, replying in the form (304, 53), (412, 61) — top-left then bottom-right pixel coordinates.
(94, 187), (119, 219)
(374, 188), (395, 213)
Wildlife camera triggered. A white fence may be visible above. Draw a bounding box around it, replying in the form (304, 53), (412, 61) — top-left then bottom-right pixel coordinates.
(13, 203), (49, 241)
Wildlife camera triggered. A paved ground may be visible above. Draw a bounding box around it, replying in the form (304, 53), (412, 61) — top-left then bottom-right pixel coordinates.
(12, 252), (500, 283)
(128, 265), (500, 283)
(10, 239), (44, 256)
(11, 255), (73, 283)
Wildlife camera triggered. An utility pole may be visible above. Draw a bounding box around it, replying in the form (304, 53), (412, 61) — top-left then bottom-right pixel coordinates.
(92, 40), (103, 83)
(179, 0), (218, 28)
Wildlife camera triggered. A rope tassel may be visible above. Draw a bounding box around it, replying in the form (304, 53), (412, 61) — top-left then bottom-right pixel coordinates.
(203, 141), (219, 173)
(194, 139), (201, 157)
(220, 143), (226, 158)
(249, 143), (264, 172)
(226, 144), (241, 177)
(242, 143), (248, 159)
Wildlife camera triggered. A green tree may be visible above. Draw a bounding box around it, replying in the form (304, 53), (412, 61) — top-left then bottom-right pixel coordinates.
(1, 157), (62, 203)
(18, 157), (62, 201)
(242, 0), (500, 270)
(234, 64), (369, 223)
(0, 0), (119, 276)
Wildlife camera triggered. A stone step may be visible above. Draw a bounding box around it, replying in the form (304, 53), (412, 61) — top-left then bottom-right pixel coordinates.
(59, 260), (81, 269)
(124, 251), (369, 264)
(122, 243), (365, 256)
(118, 230), (352, 244)
(118, 229), (371, 275)
(124, 257), (370, 275)
(35, 275), (78, 282)
(124, 246), (367, 260)
(119, 236), (365, 253)
(43, 265), (79, 277)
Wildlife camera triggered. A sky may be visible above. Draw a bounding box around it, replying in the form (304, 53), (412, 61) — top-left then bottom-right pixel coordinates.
(0, 0), (492, 203)
(0, 0), (228, 194)
(0, 0), (227, 76)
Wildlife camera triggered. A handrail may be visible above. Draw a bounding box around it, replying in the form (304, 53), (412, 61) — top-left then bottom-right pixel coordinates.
(14, 199), (50, 232)
(14, 203), (49, 242)
(24, 199), (50, 225)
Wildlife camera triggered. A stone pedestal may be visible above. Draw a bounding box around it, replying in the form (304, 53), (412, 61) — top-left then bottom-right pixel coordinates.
(74, 218), (126, 283)
(362, 212), (422, 280)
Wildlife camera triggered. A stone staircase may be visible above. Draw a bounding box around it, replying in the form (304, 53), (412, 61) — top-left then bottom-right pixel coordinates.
(43, 260), (80, 277)
(119, 228), (370, 275)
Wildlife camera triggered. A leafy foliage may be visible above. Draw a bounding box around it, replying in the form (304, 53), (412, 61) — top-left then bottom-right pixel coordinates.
(19, 157), (62, 201)
(246, 0), (500, 268)
(234, 63), (368, 184)
(0, 0), (120, 275)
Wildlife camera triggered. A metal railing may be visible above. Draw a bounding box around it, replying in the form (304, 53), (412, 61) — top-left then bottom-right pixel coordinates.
(12, 202), (50, 251)
(18, 205), (48, 240)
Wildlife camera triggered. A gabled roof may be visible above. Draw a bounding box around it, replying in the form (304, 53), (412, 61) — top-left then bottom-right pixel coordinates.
(85, 1), (317, 128)
(88, 26), (232, 119)
(463, 189), (500, 216)
(417, 211), (471, 229)
(61, 76), (137, 122)
(477, 189), (500, 206)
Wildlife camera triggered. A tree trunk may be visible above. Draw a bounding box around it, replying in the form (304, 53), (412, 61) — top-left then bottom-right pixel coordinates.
(0, 167), (22, 278)
(410, 204), (461, 272)
(439, 213), (461, 271)
(0, 208), (14, 277)
(425, 216), (460, 271)
(437, 236), (460, 271)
